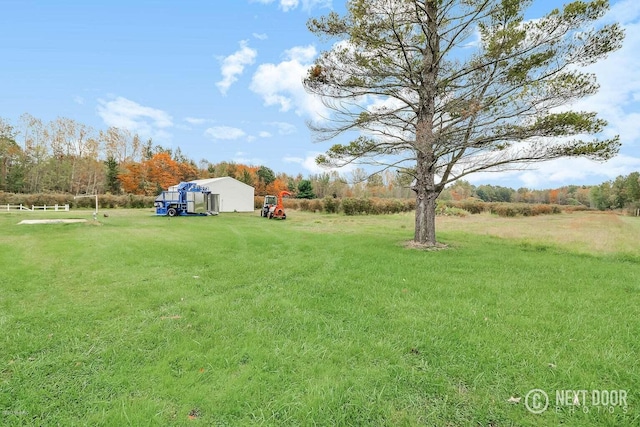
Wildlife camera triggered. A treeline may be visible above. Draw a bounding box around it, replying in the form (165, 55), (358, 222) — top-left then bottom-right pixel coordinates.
(440, 173), (640, 212)
(0, 114), (412, 198)
(589, 173), (640, 211)
(2, 114), (639, 213)
(440, 181), (592, 205)
(0, 114), (200, 195)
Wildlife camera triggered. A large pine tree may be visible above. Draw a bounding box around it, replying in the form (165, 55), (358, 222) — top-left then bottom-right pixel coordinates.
(304, 0), (624, 246)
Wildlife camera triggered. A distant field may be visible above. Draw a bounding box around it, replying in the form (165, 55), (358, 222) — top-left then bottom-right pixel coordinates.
(1, 209), (638, 426)
(436, 210), (640, 255)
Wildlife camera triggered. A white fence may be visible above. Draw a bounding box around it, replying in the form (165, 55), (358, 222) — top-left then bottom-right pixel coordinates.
(3, 204), (70, 212)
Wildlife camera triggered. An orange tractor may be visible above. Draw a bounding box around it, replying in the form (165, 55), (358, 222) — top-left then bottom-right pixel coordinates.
(260, 190), (292, 219)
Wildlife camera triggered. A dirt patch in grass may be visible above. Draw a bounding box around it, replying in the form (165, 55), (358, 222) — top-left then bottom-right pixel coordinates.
(403, 240), (449, 251)
(18, 219), (87, 225)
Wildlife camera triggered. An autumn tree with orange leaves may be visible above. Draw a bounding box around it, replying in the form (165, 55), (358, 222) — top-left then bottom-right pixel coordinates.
(118, 152), (198, 195)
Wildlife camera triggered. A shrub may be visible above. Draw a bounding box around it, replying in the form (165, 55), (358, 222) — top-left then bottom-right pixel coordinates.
(489, 203), (562, 217)
(341, 198), (357, 215)
(405, 199), (416, 211)
(518, 204), (533, 216)
(73, 196), (94, 209)
(436, 201), (468, 217)
(531, 204), (552, 215)
(309, 199), (323, 212)
(128, 195), (145, 208)
(563, 204), (590, 212)
(339, 197), (416, 215)
(390, 199), (404, 214)
(283, 199), (299, 210)
(375, 198), (405, 214)
(298, 199), (311, 211)
(458, 198), (488, 214)
(246, 196), (416, 216)
(356, 198), (373, 214)
(323, 197), (340, 213)
(438, 198), (485, 214)
(490, 204), (517, 217)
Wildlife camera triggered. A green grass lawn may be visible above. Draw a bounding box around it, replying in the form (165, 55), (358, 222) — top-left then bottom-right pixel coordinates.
(1, 209), (639, 426)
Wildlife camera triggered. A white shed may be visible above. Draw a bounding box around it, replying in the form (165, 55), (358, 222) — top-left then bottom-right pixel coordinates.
(170, 177), (254, 212)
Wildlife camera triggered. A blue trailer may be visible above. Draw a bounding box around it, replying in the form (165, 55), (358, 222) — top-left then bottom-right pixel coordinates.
(154, 182), (219, 216)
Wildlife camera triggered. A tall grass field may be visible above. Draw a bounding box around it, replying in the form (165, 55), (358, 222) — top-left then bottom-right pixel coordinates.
(1, 209), (639, 426)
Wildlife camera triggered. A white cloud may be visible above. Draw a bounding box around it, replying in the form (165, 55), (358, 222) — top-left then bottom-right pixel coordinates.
(480, 2), (637, 189)
(253, 33), (268, 40)
(185, 117), (206, 125)
(250, 0), (640, 189)
(249, 0), (331, 12)
(284, 152), (354, 175)
(96, 96), (173, 140)
(283, 156), (304, 163)
(279, 0), (298, 11)
(465, 155), (640, 189)
(462, 1), (640, 190)
(259, 131), (273, 138)
(462, 27), (482, 49)
(216, 40), (257, 95)
(571, 18), (640, 148)
(265, 121), (297, 135)
(250, 45), (329, 118)
(204, 126), (246, 140)
(234, 151), (263, 165)
(605, 0), (640, 25)
(73, 96), (84, 105)
(284, 154), (324, 174)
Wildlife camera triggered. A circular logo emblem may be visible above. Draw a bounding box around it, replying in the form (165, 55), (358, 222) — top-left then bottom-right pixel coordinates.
(525, 389), (549, 414)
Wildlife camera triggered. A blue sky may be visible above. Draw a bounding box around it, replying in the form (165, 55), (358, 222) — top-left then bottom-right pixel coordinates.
(2, 0), (640, 189)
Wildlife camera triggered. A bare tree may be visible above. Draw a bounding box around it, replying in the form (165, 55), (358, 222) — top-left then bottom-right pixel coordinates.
(19, 113), (48, 192)
(100, 127), (141, 164)
(304, 0), (624, 246)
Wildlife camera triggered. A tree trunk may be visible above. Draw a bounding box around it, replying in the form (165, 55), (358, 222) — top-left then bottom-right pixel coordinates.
(411, 0), (439, 246)
(414, 188), (438, 246)
(413, 153), (439, 246)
